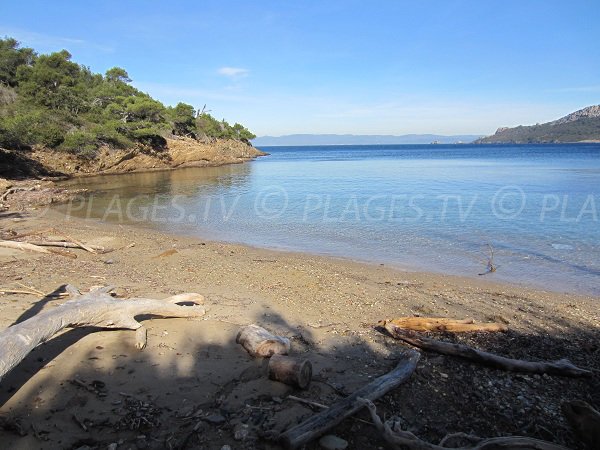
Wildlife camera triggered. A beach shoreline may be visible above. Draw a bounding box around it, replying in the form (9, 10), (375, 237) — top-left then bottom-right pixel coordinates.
(0, 207), (598, 449)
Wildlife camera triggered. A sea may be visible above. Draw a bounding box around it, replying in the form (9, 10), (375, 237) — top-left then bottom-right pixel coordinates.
(56, 143), (600, 296)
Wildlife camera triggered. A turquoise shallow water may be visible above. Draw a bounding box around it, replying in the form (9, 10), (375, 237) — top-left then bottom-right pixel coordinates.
(57, 143), (600, 296)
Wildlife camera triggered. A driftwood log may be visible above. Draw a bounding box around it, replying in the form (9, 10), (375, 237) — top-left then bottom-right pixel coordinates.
(236, 324), (291, 357)
(380, 317), (507, 333)
(359, 398), (569, 450)
(279, 349), (420, 449)
(0, 239), (52, 254)
(0, 240), (76, 258)
(268, 355), (312, 389)
(23, 240), (108, 253)
(562, 400), (600, 448)
(0, 285), (205, 381)
(383, 324), (591, 377)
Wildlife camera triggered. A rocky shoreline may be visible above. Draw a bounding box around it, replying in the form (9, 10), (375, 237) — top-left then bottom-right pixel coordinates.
(0, 137), (267, 211)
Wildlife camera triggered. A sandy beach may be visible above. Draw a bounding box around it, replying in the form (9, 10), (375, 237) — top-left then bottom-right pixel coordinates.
(0, 206), (598, 449)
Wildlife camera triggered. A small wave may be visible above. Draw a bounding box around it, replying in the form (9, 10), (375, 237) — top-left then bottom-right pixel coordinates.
(551, 243), (574, 250)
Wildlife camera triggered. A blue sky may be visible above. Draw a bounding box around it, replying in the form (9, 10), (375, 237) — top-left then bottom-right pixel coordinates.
(1, 1), (599, 136)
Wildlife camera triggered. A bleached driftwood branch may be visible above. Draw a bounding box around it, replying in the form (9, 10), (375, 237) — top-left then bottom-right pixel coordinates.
(0, 285), (205, 381)
(379, 317), (507, 333)
(279, 350), (420, 449)
(383, 324), (591, 377)
(236, 324), (291, 357)
(359, 398), (569, 450)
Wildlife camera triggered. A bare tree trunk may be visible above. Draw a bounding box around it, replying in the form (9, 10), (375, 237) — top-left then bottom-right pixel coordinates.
(0, 286), (205, 381)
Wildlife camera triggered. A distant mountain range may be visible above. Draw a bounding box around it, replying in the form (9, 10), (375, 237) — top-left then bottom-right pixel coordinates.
(475, 105), (600, 144)
(252, 134), (482, 147)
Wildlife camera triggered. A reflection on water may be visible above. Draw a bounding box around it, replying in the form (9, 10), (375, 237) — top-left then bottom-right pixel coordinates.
(56, 144), (600, 296)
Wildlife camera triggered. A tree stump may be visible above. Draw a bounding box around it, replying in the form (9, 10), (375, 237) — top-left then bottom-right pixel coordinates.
(268, 355), (312, 389)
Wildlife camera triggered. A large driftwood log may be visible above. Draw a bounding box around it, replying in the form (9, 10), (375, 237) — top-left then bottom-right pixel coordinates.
(380, 317), (507, 333)
(268, 355), (312, 389)
(0, 286), (205, 381)
(279, 350), (420, 449)
(562, 400), (600, 448)
(359, 398), (569, 450)
(383, 324), (591, 377)
(236, 324), (291, 357)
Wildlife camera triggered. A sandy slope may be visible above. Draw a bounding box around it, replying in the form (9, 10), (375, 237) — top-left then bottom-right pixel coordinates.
(0, 209), (598, 449)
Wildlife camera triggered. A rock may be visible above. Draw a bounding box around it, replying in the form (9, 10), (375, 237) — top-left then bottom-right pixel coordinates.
(0, 178), (12, 193)
(107, 444), (118, 450)
(319, 434), (348, 450)
(220, 446), (232, 450)
(233, 423), (249, 440)
(204, 413), (226, 425)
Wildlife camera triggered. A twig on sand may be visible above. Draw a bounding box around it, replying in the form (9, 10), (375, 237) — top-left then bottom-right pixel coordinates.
(478, 244), (497, 276)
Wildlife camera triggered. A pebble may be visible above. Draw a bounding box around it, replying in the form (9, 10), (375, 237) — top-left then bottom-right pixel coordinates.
(205, 413), (226, 425)
(319, 434), (348, 450)
(234, 423), (249, 440)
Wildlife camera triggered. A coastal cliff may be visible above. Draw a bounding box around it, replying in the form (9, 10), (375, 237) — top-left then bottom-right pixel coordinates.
(475, 105), (600, 144)
(0, 138), (266, 210)
(0, 137), (266, 180)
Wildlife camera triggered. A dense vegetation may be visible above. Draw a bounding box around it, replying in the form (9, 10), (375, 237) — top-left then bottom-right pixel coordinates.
(476, 109), (600, 144)
(0, 37), (255, 157)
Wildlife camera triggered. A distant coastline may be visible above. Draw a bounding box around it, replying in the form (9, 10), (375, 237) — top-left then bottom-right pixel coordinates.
(252, 133), (482, 146)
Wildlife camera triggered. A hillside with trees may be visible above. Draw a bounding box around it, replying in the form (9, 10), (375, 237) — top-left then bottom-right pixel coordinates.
(475, 105), (600, 144)
(0, 37), (256, 158)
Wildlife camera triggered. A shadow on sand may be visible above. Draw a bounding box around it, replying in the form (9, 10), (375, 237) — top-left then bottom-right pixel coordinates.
(0, 290), (598, 450)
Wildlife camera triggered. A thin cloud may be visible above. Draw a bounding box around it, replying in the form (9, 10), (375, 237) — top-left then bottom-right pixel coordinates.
(548, 85), (600, 93)
(217, 67), (249, 78)
(0, 26), (114, 53)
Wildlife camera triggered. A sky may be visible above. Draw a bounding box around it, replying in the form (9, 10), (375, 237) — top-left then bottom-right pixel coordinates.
(1, 1), (599, 137)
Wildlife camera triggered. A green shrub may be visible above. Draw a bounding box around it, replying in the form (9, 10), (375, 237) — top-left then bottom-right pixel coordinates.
(61, 130), (98, 158)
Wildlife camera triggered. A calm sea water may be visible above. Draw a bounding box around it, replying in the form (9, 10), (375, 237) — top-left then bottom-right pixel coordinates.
(57, 144), (600, 296)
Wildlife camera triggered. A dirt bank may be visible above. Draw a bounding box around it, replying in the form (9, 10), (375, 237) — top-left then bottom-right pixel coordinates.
(0, 137), (267, 211)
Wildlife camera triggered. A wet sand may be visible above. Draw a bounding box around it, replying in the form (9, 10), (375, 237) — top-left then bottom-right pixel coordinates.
(0, 209), (598, 449)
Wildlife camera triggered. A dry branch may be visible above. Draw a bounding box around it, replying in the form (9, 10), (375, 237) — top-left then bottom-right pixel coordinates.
(279, 350), (420, 449)
(24, 240), (108, 252)
(383, 324), (591, 377)
(380, 317), (507, 333)
(0, 286), (205, 381)
(3, 228), (54, 240)
(562, 400), (600, 448)
(52, 231), (97, 253)
(359, 397), (569, 450)
(0, 239), (76, 258)
(0, 239), (52, 254)
(236, 324), (291, 357)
